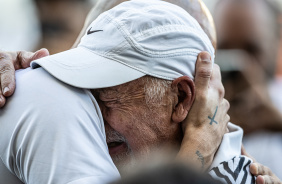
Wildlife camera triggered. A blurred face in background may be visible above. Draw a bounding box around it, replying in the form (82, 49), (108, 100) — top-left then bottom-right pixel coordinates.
(215, 0), (282, 134)
(34, 0), (94, 54)
(215, 0), (280, 79)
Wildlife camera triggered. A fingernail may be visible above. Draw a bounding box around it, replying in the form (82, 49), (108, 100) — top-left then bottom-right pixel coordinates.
(200, 53), (211, 62)
(3, 87), (9, 95)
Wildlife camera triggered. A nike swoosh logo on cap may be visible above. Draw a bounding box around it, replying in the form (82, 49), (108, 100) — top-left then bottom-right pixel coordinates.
(87, 27), (103, 35)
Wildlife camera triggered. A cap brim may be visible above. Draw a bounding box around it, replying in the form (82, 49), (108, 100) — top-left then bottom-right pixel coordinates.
(31, 47), (146, 89)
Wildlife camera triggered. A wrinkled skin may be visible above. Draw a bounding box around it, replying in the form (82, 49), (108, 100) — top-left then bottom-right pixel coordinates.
(0, 0), (281, 183)
(92, 74), (194, 172)
(90, 52), (229, 173)
(0, 48), (281, 183)
(0, 49), (49, 107)
(178, 53), (230, 170)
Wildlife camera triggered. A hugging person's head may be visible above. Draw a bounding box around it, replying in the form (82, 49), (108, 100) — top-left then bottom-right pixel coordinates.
(32, 0), (215, 172)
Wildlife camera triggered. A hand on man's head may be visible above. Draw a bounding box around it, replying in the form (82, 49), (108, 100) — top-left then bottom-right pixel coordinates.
(0, 49), (49, 108)
(177, 51), (230, 171)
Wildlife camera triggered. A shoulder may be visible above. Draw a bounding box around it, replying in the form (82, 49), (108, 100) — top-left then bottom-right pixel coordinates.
(0, 67), (117, 183)
(1, 67), (104, 138)
(0, 67), (105, 156)
(2, 67), (99, 121)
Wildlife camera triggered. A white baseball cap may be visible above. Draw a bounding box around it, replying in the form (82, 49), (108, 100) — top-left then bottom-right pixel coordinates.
(31, 0), (215, 89)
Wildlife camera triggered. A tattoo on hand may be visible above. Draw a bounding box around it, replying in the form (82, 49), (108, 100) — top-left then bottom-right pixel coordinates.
(208, 106), (218, 125)
(196, 150), (205, 170)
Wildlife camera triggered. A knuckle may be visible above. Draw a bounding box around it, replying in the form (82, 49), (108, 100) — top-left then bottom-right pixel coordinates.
(220, 83), (225, 96)
(0, 52), (10, 60)
(226, 114), (230, 123)
(197, 68), (212, 79)
(17, 51), (25, 63)
(264, 166), (270, 173)
(213, 64), (221, 74)
(196, 92), (208, 102)
(223, 99), (230, 110)
(0, 64), (13, 74)
(218, 87), (225, 99)
(2, 73), (14, 84)
(196, 66), (212, 78)
(270, 177), (276, 184)
(214, 64), (220, 70)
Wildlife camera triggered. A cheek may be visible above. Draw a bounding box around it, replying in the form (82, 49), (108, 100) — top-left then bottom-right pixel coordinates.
(102, 106), (138, 139)
(107, 108), (156, 149)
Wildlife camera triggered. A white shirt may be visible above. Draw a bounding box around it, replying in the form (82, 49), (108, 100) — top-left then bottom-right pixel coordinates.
(209, 123), (255, 184)
(0, 67), (120, 184)
(0, 67), (253, 184)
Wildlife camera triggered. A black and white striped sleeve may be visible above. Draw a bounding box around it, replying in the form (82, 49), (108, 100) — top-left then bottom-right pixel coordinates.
(209, 156), (256, 184)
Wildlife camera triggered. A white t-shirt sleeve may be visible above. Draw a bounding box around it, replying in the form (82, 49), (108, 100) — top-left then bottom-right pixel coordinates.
(0, 68), (119, 184)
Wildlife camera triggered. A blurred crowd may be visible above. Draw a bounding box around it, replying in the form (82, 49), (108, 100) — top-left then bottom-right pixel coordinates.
(1, 0), (282, 180)
(214, 0), (282, 179)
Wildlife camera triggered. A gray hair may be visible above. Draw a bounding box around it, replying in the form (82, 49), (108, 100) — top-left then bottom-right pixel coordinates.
(141, 76), (172, 106)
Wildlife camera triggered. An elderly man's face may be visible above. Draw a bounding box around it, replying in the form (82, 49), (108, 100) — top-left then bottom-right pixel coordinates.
(92, 77), (182, 170)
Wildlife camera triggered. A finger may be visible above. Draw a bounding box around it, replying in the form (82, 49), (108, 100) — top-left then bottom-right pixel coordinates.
(250, 163), (273, 176)
(221, 99), (230, 132)
(30, 48), (49, 63)
(256, 175), (264, 184)
(15, 48), (49, 69)
(0, 80), (6, 108)
(0, 58), (15, 97)
(195, 51), (212, 93)
(0, 95), (6, 108)
(257, 175), (281, 184)
(223, 98), (230, 112)
(210, 64), (225, 99)
(224, 114), (230, 133)
(1, 68), (15, 97)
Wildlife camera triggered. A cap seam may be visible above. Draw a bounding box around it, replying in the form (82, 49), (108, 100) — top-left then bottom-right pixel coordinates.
(106, 17), (206, 57)
(107, 13), (213, 58)
(78, 47), (175, 80)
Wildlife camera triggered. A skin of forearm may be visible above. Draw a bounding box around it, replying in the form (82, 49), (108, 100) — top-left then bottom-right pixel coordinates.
(177, 130), (215, 172)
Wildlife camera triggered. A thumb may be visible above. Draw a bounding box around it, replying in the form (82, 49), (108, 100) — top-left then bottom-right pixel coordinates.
(31, 48), (49, 60)
(195, 51), (212, 94)
(20, 48), (50, 68)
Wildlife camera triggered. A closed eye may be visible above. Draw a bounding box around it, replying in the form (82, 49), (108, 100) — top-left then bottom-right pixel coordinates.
(99, 99), (120, 108)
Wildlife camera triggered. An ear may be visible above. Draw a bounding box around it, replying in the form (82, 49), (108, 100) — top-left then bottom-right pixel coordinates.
(171, 76), (195, 123)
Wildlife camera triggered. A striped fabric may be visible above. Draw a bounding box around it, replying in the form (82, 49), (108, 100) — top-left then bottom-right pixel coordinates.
(209, 156), (256, 184)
